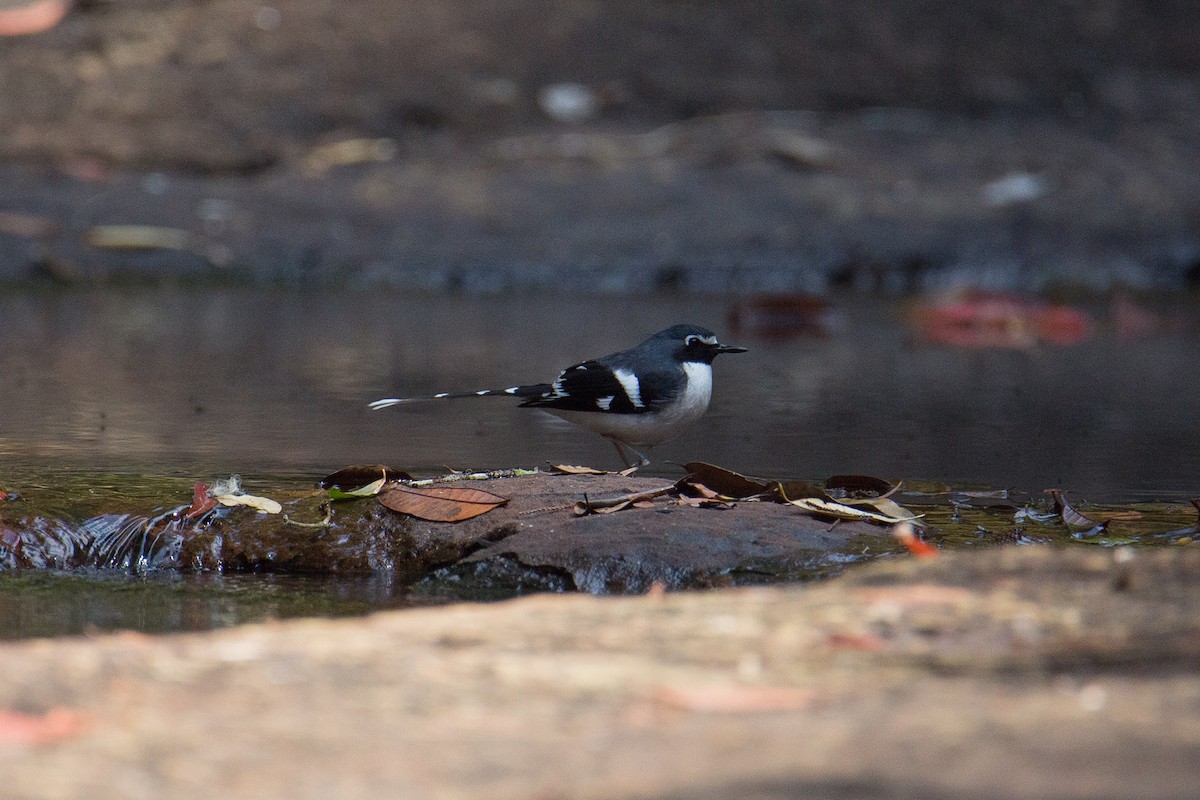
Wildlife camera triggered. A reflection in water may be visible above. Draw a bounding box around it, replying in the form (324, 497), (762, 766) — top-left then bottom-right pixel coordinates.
(1, 288), (1198, 500)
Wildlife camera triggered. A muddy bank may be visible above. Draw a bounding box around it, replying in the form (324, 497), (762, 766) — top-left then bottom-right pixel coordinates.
(0, 1), (1198, 290)
(0, 545), (1197, 799)
(2, 113), (1198, 293)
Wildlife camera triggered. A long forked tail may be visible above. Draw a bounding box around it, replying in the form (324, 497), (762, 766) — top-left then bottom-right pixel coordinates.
(369, 383), (550, 410)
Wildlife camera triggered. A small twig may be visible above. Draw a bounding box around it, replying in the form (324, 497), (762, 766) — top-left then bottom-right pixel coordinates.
(519, 503), (575, 516)
(283, 503), (333, 528)
(405, 468), (541, 487)
(574, 484), (678, 515)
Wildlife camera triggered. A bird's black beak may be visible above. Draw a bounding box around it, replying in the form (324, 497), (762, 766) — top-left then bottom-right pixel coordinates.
(716, 344), (748, 354)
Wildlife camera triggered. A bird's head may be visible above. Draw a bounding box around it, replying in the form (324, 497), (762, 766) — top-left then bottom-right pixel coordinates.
(651, 324), (748, 364)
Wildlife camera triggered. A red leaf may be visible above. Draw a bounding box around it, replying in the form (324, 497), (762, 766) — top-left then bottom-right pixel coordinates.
(185, 482), (217, 519)
(378, 485), (508, 522)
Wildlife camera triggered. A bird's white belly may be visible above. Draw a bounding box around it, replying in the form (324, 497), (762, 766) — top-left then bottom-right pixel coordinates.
(543, 362), (713, 446)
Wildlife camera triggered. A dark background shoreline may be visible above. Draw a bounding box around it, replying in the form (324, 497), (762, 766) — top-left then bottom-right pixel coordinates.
(0, 1), (1197, 291)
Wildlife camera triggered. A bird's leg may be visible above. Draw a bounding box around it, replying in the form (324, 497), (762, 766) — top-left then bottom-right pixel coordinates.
(607, 437), (633, 468)
(607, 437), (649, 469)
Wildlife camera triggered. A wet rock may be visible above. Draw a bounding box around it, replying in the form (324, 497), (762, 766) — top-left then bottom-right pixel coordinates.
(421, 485), (877, 596)
(0, 474), (889, 595)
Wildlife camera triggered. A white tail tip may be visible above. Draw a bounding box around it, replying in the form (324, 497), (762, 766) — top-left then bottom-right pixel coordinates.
(368, 398), (409, 410)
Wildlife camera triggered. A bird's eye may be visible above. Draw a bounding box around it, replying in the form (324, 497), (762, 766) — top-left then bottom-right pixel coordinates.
(685, 334), (718, 347)
(685, 335), (700, 346)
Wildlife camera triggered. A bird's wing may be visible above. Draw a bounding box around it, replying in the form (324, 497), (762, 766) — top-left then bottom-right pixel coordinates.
(520, 358), (668, 414)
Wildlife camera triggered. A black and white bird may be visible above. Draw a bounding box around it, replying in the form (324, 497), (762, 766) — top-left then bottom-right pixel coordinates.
(369, 324), (747, 467)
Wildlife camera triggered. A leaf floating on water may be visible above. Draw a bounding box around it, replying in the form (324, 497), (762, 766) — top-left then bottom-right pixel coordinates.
(319, 465), (410, 493)
(84, 225), (193, 251)
(378, 485), (508, 522)
(1043, 489), (1138, 529)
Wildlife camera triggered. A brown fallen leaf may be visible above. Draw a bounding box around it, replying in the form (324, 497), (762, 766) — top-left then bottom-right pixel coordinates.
(1046, 489), (1099, 528)
(550, 464), (610, 475)
(651, 684), (816, 713)
(679, 462), (770, 499)
(767, 479), (830, 503)
(1044, 489), (1141, 528)
(378, 484), (508, 522)
(826, 474), (896, 496)
(319, 464), (412, 492)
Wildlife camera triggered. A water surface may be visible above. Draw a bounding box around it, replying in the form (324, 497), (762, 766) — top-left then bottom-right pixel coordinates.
(1, 288), (1196, 500)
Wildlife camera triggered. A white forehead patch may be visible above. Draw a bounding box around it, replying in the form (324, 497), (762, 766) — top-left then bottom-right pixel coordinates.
(612, 367), (644, 408)
(686, 333), (719, 346)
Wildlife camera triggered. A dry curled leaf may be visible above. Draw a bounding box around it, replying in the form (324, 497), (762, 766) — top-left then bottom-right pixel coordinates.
(788, 497), (916, 525)
(842, 494), (922, 523)
(825, 474), (897, 496)
(679, 462), (770, 499)
(378, 484), (508, 522)
(550, 464), (610, 475)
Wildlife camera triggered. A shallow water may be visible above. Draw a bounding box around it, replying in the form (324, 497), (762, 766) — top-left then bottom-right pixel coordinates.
(1, 287), (1198, 638)
(1, 287), (1197, 498)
